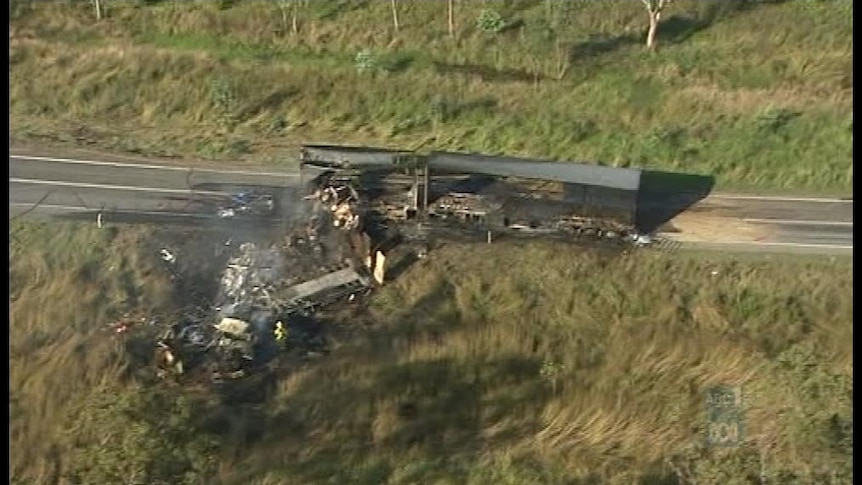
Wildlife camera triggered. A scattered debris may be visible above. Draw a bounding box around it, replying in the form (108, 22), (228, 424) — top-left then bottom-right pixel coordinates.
(217, 191), (276, 219)
(629, 233), (654, 247)
(160, 248), (176, 265)
(136, 143), (707, 388)
(148, 176), (386, 386)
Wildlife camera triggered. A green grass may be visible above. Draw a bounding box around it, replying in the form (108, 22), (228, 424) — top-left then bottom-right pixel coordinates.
(9, 0), (852, 194)
(9, 221), (853, 484)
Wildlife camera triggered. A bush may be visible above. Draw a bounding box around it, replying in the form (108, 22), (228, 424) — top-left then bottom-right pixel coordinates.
(476, 9), (506, 34)
(61, 386), (221, 485)
(355, 49), (378, 73)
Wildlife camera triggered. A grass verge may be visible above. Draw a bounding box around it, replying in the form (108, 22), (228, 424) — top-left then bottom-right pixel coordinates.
(9, 221), (853, 485)
(9, 0), (853, 194)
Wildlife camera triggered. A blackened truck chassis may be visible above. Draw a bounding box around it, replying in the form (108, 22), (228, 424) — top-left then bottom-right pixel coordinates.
(299, 144), (657, 248)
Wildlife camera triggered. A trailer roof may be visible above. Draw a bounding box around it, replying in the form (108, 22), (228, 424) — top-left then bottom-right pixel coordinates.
(428, 151), (642, 192)
(300, 144), (414, 168)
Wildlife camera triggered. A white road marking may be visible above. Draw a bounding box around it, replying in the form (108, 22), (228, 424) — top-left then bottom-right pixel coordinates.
(10, 202), (853, 251)
(8, 155), (853, 203)
(9, 202), (206, 218)
(708, 194), (851, 203)
(743, 218), (854, 227)
(10, 155), (301, 178)
(10, 177), (227, 196)
(660, 235), (852, 250)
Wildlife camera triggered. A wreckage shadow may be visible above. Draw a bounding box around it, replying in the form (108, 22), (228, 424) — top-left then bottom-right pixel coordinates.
(635, 170), (715, 234)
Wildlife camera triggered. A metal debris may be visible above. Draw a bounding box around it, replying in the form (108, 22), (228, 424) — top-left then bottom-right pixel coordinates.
(143, 141), (684, 386)
(160, 248), (176, 264)
(216, 191), (276, 219)
(150, 177), (387, 385)
(629, 233), (654, 247)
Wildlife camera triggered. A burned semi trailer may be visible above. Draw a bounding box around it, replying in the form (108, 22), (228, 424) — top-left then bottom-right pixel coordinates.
(300, 143), (429, 241)
(426, 152), (642, 241)
(300, 144), (649, 247)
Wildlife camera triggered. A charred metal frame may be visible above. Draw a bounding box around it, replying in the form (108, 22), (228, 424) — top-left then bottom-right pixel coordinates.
(299, 144), (645, 242)
(151, 143), (700, 384)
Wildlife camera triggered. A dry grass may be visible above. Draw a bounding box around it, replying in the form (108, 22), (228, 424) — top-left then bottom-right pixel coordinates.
(228, 242), (852, 484)
(9, 0), (853, 194)
(9, 221), (174, 484)
(9, 220), (852, 484)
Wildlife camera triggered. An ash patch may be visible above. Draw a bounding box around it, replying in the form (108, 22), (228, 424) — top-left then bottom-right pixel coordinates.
(134, 180), (379, 403)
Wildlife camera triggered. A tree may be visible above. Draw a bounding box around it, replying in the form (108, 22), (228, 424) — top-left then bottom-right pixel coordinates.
(277, 0), (300, 35)
(390, 0), (400, 32)
(544, 0), (555, 27)
(640, 0), (672, 51)
(276, 0), (308, 36)
(276, 0), (291, 35)
(540, 359), (565, 396)
(448, 0), (456, 37)
(92, 0), (102, 21)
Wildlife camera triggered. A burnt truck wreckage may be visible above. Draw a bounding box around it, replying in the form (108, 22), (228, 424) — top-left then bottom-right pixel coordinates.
(297, 144), (712, 247)
(149, 144), (711, 384)
(155, 179), (384, 383)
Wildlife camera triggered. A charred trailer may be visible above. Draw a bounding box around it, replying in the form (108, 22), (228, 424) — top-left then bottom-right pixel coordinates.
(299, 144), (430, 223)
(426, 151), (643, 241)
(275, 262), (377, 316)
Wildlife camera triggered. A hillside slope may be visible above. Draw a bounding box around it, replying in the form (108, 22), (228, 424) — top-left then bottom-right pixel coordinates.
(9, 221), (853, 485)
(8, 0), (853, 193)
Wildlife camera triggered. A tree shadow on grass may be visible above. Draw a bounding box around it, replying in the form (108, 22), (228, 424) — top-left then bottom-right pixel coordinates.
(568, 32), (642, 63)
(310, 0), (371, 21)
(655, 14), (714, 45)
(568, 0), (794, 64)
(251, 354), (550, 484)
(379, 51), (417, 73)
(567, 13), (711, 64)
(433, 61), (544, 83)
(229, 285), (555, 484)
(239, 88), (300, 121)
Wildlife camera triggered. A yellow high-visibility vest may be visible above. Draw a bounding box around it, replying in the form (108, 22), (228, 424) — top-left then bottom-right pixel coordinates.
(274, 322), (286, 341)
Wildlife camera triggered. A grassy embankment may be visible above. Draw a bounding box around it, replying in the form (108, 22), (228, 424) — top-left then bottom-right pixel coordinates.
(9, 0), (853, 194)
(9, 220), (853, 485)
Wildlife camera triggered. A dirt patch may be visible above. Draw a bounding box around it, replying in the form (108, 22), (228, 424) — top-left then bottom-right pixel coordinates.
(663, 212), (768, 243)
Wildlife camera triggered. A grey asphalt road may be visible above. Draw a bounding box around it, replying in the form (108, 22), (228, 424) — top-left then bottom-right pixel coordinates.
(679, 194), (853, 253)
(9, 154), (303, 219)
(8, 153), (853, 256)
